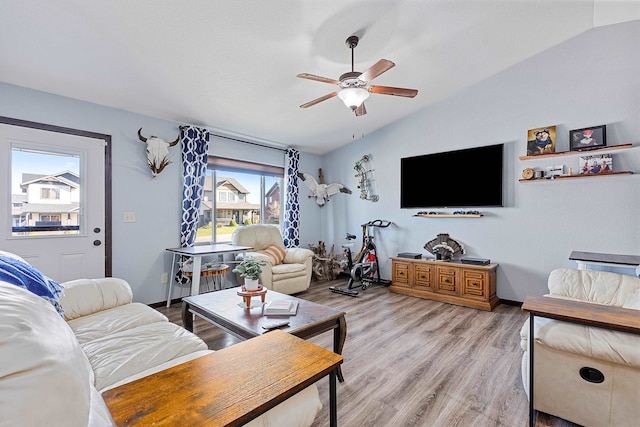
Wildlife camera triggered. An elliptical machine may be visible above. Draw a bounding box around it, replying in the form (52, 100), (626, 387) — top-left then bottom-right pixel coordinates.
(330, 219), (392, 297)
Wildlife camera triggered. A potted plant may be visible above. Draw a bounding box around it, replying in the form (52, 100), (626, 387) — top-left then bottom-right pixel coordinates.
(233, 256), (267, 291)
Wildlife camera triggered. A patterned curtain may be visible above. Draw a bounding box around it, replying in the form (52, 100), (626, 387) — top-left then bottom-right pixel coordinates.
(282, 148), (300, 248)
(179, 125), (210, 247)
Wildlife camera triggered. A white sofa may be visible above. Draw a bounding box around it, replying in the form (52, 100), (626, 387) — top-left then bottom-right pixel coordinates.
(232, 224), (314, 294)
(520, 268), (640, 427)
(0, 251), (321, 427)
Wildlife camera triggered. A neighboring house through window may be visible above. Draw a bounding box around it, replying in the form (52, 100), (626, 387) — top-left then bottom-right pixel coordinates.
(195, 156), (284, 244)
(10, 146), (81, 235)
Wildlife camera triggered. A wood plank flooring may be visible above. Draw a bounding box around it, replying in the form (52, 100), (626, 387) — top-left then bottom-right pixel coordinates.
(156, 278), (579, 427)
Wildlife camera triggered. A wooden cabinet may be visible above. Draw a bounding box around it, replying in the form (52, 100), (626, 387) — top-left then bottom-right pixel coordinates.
(390, 257), (499, 311)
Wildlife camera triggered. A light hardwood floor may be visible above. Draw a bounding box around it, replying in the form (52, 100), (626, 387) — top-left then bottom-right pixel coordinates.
(156, 278), (579, 427)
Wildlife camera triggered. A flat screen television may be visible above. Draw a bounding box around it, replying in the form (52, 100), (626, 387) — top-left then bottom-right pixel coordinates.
(400, 143), (504, 208)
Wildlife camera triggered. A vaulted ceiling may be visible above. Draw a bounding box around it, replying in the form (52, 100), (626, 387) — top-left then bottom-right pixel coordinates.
(1, 1), (638, 154)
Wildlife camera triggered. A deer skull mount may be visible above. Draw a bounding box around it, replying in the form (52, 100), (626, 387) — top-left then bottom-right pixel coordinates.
(137, 127), (179, 177)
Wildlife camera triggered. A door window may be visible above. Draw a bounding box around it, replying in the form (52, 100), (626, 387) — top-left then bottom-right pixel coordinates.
(11, 147), (81, 236)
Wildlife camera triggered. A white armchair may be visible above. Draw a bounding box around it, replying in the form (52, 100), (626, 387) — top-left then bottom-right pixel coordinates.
(231, 225), (314, 294)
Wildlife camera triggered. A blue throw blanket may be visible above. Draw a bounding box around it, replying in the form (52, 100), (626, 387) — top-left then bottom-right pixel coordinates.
(0, 256), (64, 317)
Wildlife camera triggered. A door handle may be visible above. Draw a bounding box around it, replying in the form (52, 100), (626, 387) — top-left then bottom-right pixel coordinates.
(93, 240), (102, 246)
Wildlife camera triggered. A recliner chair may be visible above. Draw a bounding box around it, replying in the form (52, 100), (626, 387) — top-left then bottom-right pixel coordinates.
(520, 268), (640, 426)
(231, 225), (314, 294)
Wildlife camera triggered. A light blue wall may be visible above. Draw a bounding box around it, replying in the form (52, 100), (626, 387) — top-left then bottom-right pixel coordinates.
(318, 20), (640, 301)
(0, 83), (323, 303)
(1, 20), (638, 304)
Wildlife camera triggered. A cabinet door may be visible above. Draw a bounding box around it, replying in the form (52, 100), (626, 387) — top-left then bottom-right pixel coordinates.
(392, 261), (410, 287)
(414, 264), (433, 291)
(436, 266), (458, 296)
(461, 270), (487, 300)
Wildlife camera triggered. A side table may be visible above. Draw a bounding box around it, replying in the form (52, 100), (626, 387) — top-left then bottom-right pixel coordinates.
(102, 330), (343, 426)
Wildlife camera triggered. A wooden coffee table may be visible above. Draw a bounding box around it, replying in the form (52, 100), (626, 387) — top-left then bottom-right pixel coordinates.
(102, 330), (343, 426)
(182, 287), (347, 382)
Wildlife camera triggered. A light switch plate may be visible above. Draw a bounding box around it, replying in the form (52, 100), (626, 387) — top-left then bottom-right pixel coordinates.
(123, 212), (136, 223)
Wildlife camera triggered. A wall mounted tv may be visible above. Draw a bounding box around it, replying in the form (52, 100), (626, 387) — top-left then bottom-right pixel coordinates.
(400, 143), (504, 208)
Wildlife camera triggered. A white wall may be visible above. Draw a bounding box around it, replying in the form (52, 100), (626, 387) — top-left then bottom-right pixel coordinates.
(317, 20), (640, 301)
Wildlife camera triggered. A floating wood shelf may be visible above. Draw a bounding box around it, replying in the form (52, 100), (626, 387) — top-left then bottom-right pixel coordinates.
(519, 143), (632, 160)
(519, 170), (632, 182)
(413, 214), (483, 218)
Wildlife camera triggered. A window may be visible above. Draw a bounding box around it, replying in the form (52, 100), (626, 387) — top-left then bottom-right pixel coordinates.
(41, 187), (60, 200)
(197, 157), (284, 244)
(11, 147), (80, 236)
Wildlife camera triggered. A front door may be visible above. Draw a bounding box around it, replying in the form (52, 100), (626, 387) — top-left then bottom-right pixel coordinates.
(0, 119), (111, 281)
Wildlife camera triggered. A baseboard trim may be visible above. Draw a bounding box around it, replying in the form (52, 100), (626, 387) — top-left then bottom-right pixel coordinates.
(499, 298), (523, 307)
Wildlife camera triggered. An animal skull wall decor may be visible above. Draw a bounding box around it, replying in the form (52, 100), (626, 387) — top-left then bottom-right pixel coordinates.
(137, 127), (180, 177)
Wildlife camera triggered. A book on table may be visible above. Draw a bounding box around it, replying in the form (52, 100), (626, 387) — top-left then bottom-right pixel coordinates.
(264, 299), (298, 316)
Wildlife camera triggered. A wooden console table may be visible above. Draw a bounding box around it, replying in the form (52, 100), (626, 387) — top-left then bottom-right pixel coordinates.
(521, 295), (640, 427)
(390, 257), (499, 311)
(102, 330), (343, 426)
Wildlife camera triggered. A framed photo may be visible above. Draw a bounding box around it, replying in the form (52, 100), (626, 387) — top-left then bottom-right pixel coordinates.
(526, 126), (556, 156)
(579, 154), (612, 175)
(570, 125), (606, 151)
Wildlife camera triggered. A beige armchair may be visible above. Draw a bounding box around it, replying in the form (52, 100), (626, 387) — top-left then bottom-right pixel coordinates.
(520, 268), (640, 426)
(231, 225), (314, 294)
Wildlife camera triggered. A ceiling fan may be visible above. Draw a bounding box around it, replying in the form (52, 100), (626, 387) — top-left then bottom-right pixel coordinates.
(297, 35), (418, 116)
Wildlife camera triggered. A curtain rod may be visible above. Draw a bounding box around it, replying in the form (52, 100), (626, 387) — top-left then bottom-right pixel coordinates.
(209, 132), (287, 152)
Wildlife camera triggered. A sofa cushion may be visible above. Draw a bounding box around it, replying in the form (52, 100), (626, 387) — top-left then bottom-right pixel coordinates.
(81, 321), (209, 392)
(0, 255), (64, 317)
(622, 289), (640, 309)
(258, 244), (287, 265)
(0, 280), (91, 426)
(68, 302), (169, 344)
(101, 349), (214, 392)
(548, 268), (640, 307)
(271, 262), (308, 277)
(521, 310), (640, 368)
(60, 277), (133, 320)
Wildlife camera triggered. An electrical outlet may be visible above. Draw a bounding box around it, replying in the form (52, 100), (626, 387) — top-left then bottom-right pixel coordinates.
(161, 272), (169, 284)
(123, 212), (136, 223)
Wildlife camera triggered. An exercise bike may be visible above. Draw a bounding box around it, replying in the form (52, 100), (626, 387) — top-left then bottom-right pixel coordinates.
(330, 219), (392, 297)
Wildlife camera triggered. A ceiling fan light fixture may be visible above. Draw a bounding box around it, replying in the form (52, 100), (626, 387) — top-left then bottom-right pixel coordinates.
(337, 87), (369, 110)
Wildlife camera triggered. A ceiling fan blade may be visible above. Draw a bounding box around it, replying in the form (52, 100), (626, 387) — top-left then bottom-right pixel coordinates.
(370, 85), (418, 98)
(300, 92), (337, 108)
(354, 103), (367, 116)
(359, 59), (395, 82)
(296, 73), (339, 85)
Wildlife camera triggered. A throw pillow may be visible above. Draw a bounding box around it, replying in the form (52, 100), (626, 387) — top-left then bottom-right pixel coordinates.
(258, 245), (287, 265)
(0, 256), (64, 317)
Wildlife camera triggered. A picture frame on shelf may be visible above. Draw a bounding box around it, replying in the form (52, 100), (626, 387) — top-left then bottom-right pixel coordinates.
(570, 124), (606, 151)
(526, 126), (556, 156)
(579, 154), (612, 175)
